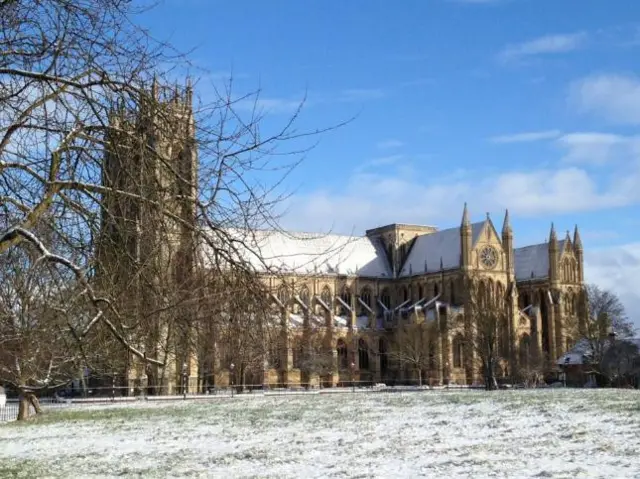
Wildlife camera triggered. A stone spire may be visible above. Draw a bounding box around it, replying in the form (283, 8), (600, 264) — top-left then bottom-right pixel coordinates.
(461, 202), (470, 227)
(460, 203), (472, 271)
(549, 222), (557, 244)
(501, 209), (512, 236)
(573, 224), (583, 250)
(549, 223), (559, 285)
(501, 209), (514, 274)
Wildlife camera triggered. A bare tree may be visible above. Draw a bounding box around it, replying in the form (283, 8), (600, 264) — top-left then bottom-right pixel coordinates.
(299, 331), (337, 387)
(1, 0), (343, 417)
(388, 321), (436, 386)
(578, 284), (633, 385)
(453, 276), (510, 390)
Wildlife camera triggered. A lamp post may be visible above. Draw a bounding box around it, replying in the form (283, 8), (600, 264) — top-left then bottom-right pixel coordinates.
(351, 361), (356, 393)
(263, 360), (269, 393)
(182, 362), (187, 400)
(230, 363), (235, 398)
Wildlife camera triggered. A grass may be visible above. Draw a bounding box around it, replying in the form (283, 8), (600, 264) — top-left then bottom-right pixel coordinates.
(1, 389), (639, 477)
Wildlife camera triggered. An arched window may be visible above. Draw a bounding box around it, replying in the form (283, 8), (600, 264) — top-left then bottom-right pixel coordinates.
(379, 288), (391, 310)
(358, 338), (369, 370)
(339, 286), (351, 315)
(320, 285), (332, 306)
(487, 279), (494, 306)
(498, 315), (509, 358)
(336, 339), (348, 370)
(277, 284), (289, 306)
(478, 281), (486, 309)
(418, 284), (424, 300)
(359, 287), (372, 312)
(519, 334), (531, 368)
(496, 282), (504, 303)
(401, 286), (408, 303)
(434, 283), (439, 297)
(292, 338), (303, 369)
(452, 334), (464, 368)
(379, 338), (388, 374)
(299, 285), (310, 307)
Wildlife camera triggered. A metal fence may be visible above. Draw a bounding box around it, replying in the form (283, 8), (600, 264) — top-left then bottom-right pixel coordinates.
(0, 381), (496, 423)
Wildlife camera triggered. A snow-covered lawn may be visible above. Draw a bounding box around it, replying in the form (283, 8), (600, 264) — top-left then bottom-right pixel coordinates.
(1, 389), (639, 478)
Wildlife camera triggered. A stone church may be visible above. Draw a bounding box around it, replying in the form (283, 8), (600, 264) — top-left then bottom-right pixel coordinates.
(101, 82), (587, 391)
(241, 211), (587, 387)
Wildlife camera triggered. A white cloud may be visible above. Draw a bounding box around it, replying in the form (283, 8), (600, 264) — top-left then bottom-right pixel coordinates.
(557, 132), (640, 165)
(490, 130), (562, 143)
(499, 33), (587, 62)
(282, 162), (638, 235)
(570, 74), (640, 125)
(376, 139), (405, 149)
(585, 243), (640, 332)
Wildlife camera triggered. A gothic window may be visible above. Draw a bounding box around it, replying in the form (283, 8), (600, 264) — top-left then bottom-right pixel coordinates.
(498, 315), (509, 358)
(358, 338), (369, 370)
(292, 338), (303, 369)
(519, 334), (531, 368)
(379, 338), (388, 373)
(487, 279), (494, 306)
(452, 335), (464, 368)
(268, 341), (282, 370)
(339, 286), (351, 315)
(336, 339), (348, 370)
(299, 285), (310, 307)
(277, 284), (289, 306)
(478, 281), (487, 309)
(434, 283), (439, 297)
(496, 282), (504, 305)
(320, 285), (332, 307)
(400, 286), (408, 303)
(360, 287), (372, 315)
(380, 288), (391, 310)
(418, 284), (424, 300)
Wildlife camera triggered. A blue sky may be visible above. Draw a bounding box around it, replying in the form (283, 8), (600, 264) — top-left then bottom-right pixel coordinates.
(140, 0), (640, 327)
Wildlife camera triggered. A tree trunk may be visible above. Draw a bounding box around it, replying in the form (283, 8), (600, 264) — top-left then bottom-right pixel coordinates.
(27, 393), (42, 414)
(418, 369), (422, 387)
(17, 392), (42, 420)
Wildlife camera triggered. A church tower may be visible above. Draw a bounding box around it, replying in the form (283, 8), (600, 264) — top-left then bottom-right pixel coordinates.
(98, 79), (198, 392)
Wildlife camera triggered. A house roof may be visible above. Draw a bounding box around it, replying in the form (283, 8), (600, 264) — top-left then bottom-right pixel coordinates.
(514, 240), (566, 281)
(210, 222), (569, 281)
(220, 229), (391, 278)
(399, 222), (484, 277)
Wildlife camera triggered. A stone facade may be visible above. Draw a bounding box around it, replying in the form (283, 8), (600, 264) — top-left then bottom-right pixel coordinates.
(101, 83), (587, 390)
(244, 208), (587, 387)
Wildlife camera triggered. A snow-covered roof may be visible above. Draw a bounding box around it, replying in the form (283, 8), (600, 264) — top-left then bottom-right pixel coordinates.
(514, 240), (566, 281)
(212, 230), (391, 278)
(557, 337), (640, 365)
(399, 222), (484, 277)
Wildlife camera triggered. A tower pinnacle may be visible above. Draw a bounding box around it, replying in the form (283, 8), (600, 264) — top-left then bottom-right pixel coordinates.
(502, 209), (512, 236)
(573, 224), (583, 250)
(461, 202), (470, 227)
